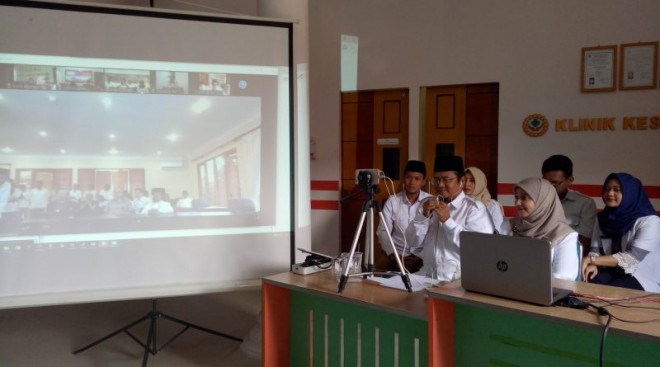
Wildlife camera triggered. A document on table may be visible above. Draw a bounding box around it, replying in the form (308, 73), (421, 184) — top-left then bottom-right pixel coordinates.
(368, 274), (443, 292)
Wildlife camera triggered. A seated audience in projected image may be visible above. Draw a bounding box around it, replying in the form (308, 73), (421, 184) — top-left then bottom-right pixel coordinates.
(500, 177), (580, 281)
(132, 187), (152, 214)
(542, 155), (597, 252)
(175, 190), (193, 210)
(27, 180), (50, 218)
(375, 160), (432, 273)
(13, 184), (30, 220)
(141, 189), (174, 215)
(463, 166), (504, 233)
(0, 168), (12, 221)
(47, 188), (77, 218)
(97, 184), (114, 210)
(78, 192), (101, 216)
(83, 184), (96, 201)
(68, 184), (82, 204)
(107, 190), (134, 217)
(582, 173), (660, 292)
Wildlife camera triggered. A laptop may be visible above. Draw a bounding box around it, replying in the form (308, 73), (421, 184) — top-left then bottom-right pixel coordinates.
(459, 231), (572, 306)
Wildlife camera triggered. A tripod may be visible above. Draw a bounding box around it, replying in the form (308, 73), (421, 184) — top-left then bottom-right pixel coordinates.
(73, 299), (242, 367)
(337, 184), (412, 294)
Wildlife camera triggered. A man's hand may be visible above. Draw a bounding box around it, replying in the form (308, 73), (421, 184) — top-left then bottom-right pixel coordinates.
(422, 198), (438, 217)
(435, 201), (450, 223)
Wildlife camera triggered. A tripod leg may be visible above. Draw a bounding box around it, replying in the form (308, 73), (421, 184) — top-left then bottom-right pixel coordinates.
(161, 313), (242, 342)
(377, 211), (413, 292)
(338, 211), (367, 294)
(365, 208), (375, 272)
(73, 314), (151, 354)
(142, 314), (156, 367)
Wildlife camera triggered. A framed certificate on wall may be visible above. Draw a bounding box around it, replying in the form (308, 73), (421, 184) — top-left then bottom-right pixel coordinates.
(619, 41), (658, 90)
(581, 45), (617, 92)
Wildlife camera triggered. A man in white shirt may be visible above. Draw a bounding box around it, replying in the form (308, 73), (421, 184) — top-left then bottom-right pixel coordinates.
(97, 184), (114, 210)
(0, 168), (12, 220)
(542, 155), (597, 252)
(141, 189), (173, 214)
(376, 160), (432, 272)
(412, 155), (494, 281)
(175, 190), (193, 209)
(68, 184), (82, 204)
(28, 180), (50, 218)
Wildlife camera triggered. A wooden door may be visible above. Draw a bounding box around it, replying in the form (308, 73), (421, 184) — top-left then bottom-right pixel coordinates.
(340, 89), (409, 259)
(422, 85), (466, 175)
(422, 83), (499, 198)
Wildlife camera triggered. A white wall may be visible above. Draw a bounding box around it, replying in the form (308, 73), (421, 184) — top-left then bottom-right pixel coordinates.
(309, 0), (660, 252)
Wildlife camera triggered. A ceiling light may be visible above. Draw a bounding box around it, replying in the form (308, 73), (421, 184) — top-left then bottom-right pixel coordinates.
(39, 131), (48, 137)
(190, 98), (211, 114)
(108, 148), (118, 155)
(166, 133), (179, 142)
(1, 147), (14, 153)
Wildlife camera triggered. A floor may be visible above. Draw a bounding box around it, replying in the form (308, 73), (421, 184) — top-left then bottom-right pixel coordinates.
(0, 288), (262, 366)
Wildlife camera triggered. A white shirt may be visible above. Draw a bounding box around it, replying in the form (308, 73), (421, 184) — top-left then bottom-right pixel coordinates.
(176, 197), (193, 209)
(499, 222), (581, 281)
(589, 215), (660, 291)
(550, 232), (581, 281)
(0, 181), (11, 217)
(376, 190), (433, 257)
(486, 200), (504, 233)
(413, 192), (495, 281)
(28, 187), (49, 209)
(68, 189), (82, 203)
(98, 189), (114, 207)
(141, 200), (174, 214)
(133, 196), (152, 213)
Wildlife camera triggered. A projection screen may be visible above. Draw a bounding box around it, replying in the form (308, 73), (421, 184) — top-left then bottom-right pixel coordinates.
(0, 0), (295, 309)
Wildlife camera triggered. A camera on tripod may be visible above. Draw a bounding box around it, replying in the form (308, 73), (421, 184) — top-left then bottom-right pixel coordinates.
(355, 169), (381, 190)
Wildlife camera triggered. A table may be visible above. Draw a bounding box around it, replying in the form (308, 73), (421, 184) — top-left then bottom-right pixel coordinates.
(427, 279), (660, 367)
(263, 271), (428, 367)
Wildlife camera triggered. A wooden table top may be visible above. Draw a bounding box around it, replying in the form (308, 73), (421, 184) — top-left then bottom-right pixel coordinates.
(263, 271), (429, 320)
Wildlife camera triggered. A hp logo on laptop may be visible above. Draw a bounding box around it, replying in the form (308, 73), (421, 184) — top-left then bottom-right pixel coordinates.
(496, 260), (508, 272)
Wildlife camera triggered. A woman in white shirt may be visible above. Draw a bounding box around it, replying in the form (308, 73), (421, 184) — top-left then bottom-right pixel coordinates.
(501, 177), (580, 281)
(582, 172), (659, 292)
(463, 166), (504, 232)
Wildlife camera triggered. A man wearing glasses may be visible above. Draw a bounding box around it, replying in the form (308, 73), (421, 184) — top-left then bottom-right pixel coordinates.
(541, 154), (597, 253)
(411, 155), (494, 281)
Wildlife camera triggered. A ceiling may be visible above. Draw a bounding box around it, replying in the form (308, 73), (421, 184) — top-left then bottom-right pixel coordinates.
(0, 89), (260, 160)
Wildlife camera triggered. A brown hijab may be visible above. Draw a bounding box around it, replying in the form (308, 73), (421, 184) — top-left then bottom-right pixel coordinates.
(510, 177), (573, 247)
(465, 167), (492, 206)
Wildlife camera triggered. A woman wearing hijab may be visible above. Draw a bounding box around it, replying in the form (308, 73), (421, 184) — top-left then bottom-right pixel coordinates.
(501, 177), (580, 280)
(463, 167), (504, 232)
(582, 173), (660, 291)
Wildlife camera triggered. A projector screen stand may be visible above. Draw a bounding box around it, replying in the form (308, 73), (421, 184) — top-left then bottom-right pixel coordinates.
(73, 299), (242, 367)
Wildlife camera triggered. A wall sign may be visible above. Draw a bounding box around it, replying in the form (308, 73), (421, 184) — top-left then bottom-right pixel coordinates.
(522, 114), (550, 137)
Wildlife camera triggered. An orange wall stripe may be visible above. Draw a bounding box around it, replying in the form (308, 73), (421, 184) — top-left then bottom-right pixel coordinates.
(311, 200), (339, 210)
(311, 180), (339, 191)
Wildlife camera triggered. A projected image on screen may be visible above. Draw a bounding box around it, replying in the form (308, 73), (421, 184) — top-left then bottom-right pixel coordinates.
(0, 56), (277, 238)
